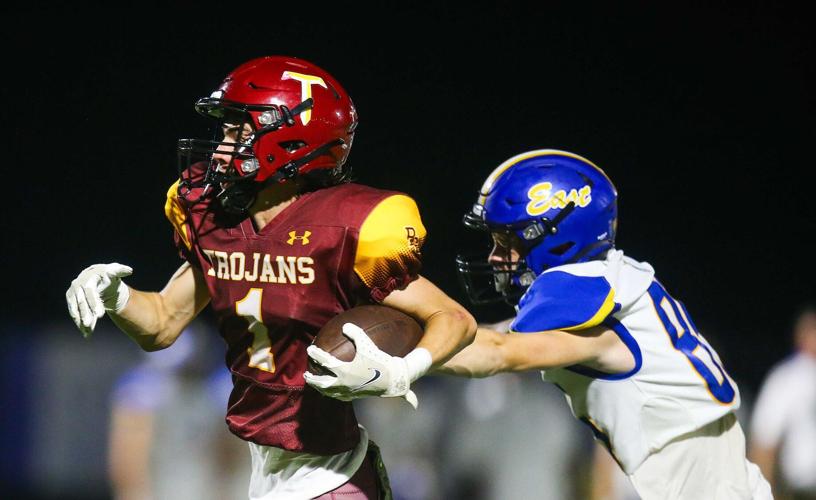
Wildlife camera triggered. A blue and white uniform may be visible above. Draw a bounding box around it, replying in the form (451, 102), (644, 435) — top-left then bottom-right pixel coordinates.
(512, 249), (739, 473)
(512, 250), (771, 498)
(461, 149), (771, 498)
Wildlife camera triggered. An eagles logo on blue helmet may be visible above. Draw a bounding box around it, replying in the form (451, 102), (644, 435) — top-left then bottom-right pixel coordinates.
(456, 149), (618, 305)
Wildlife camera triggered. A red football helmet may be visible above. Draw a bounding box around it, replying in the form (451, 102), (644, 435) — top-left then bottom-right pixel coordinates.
(177, 56), (358, 212)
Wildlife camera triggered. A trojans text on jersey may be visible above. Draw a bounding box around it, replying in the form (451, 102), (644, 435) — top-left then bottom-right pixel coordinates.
(202, 249), (315, 284)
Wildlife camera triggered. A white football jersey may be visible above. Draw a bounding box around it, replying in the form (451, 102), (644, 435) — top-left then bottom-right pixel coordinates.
(510, 249), (740, 473)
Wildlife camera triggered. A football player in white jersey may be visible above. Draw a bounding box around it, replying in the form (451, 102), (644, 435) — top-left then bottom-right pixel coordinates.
(442, 150), (773, 499)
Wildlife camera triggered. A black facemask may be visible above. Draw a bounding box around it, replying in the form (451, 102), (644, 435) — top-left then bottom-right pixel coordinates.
(176, 97), (317, 215)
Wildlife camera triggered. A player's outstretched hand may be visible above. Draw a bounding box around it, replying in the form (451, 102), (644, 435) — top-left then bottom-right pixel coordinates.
(66, 263), (132, 338)
(304, 322), (419, 408)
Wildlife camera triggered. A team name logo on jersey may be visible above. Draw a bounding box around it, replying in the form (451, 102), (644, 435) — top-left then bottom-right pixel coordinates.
(287, 230), (311, 246)
(526, 182), (592, 216)
(281, 71), (327, 125)
(202, 249), (315, 284)
(405, 226), (421, 254)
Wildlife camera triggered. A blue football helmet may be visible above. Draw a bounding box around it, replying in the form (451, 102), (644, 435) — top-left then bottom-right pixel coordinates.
(456, 149), (618, 304)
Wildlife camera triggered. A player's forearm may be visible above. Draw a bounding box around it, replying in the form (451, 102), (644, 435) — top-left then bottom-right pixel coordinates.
(434, 328), (508, 378)
(378, 275), (477, 383)
(438, 327), (609, 376)
(416, 307), (477, 367)
(109, 288), (186, 351)
(109, 262), (209, 351)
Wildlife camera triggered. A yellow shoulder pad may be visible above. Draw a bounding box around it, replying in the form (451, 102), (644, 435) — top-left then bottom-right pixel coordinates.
(354, 194), (427, 291)
(164, 180), (192, 250)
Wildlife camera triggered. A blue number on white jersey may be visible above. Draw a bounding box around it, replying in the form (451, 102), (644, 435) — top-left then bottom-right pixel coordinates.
(647, 281), (735, 404)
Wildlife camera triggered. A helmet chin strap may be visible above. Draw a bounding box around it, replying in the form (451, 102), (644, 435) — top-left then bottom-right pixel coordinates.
(253, 98), (314, 138)
(567, 240), (612, 264)
(262, 138), (346, 185)
(216, 178), (259, 215)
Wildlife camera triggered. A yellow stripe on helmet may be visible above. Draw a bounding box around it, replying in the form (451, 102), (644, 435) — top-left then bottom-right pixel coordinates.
(477, 149), (615, 205)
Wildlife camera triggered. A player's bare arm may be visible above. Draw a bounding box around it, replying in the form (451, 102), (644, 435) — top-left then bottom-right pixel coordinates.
(381, 275), (477, 366)
(436, 324), (632, 378)
(67, 261), (210, 351)
(110, 262), (211, 351)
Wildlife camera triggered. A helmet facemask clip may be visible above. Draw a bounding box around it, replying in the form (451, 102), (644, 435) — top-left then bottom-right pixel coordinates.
(519, 200), (577, 244)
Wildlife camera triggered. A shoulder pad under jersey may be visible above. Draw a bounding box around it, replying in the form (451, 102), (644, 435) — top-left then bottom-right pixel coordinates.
(165, 180), (192, 251)
(354, 194), (427, 301)
(510, 268), (620, 333)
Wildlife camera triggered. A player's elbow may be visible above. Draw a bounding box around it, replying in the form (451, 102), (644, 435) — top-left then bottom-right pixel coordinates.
(135, 332), (176, 352)
(139, 295), (188, 351)
(428, 306), (476, 348)
(133, 313), (183, 352)
(138, 341), (162, 352)
(451, 307), (477, 349)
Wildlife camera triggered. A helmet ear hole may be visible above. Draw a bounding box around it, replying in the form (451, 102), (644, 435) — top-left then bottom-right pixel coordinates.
(548, 241), (575, 256)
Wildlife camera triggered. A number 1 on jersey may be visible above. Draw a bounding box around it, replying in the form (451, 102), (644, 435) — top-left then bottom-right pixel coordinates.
(236, 288), (275, 373)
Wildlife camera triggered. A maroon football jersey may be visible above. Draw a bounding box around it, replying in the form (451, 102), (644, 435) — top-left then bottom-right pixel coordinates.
(164, 175), (426, 454)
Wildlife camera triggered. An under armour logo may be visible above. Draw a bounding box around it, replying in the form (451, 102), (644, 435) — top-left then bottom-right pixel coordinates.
(287, 230), (311, 245)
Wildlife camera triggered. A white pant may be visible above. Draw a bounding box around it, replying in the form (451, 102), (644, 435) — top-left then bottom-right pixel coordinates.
(248, 426), (369, 500)
(629, 413), (773, 500)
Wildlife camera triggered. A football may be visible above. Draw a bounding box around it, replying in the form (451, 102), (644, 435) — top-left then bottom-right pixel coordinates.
(308, 305), (423, 374)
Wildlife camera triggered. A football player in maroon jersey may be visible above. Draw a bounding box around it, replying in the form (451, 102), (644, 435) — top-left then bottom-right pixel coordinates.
(66, 56), (476, 500)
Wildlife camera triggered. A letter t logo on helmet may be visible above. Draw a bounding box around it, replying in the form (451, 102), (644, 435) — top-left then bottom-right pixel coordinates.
(281, 71), (328, 125)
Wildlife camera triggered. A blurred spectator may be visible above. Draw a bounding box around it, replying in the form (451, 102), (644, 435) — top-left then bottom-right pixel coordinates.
(588, 443), (639, 500)
(750, 303), (816, 500)
(108, 323), (250, 500)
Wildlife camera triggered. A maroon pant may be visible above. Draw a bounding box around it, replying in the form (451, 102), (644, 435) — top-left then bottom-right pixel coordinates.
(313, 441), (391, 500)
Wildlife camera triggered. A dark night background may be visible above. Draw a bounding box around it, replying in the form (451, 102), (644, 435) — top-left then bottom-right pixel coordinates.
(2, 3), (814, 395)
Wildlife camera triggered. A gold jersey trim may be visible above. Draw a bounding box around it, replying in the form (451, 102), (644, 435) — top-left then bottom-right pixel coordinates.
(164, 180), (192, 250)
(354, 194), (426, 290)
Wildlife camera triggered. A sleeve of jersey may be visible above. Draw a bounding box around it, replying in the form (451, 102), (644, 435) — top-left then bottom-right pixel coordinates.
(354, 194), (427, 302)
(510, 271), (620, 333)
(164, 180), (196, 263)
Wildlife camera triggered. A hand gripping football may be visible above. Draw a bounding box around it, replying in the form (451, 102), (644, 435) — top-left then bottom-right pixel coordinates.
(308, 305), (423, 374)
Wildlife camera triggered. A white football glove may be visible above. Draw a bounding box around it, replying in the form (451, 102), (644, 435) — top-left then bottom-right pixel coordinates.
(66, 263), (132, 338)
(304, 323), (431, 409)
